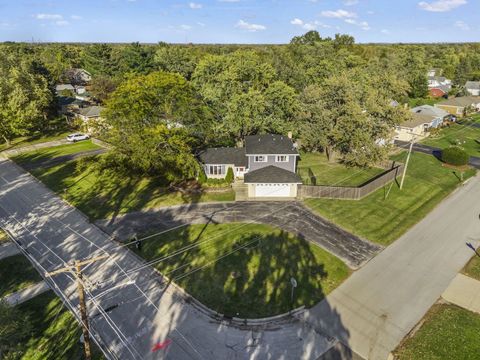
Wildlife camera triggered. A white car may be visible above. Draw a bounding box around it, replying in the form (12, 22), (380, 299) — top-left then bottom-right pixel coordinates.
(66, 133), (90, 142)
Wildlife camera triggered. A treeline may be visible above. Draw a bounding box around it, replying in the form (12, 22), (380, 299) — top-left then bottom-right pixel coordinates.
(1, 32), (479, 179)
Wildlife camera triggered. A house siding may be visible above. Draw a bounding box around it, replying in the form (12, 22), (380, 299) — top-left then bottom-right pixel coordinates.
(247, 155), (297, 173)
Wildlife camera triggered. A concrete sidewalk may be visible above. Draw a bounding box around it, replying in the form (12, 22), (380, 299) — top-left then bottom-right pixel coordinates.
(442, 273), (480, 314)
(2, 281), (50, 306)
(0, 242), (20, 260)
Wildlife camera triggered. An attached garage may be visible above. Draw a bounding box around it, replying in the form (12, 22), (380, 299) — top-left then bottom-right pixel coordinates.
(254, 183), (292, 198)
(244, 165), (302, 200)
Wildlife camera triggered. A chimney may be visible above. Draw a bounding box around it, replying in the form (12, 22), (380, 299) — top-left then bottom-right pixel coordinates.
(287, 131), (293, 139)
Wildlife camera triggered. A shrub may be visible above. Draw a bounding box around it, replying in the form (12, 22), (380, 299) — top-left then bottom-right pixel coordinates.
(442, 146), (469, 166)
(225, 167), (234, 184)
(198, 168), (207, 184)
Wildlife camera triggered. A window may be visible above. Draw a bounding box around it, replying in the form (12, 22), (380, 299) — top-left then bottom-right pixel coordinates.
(276, 155), (289, 163)
(254, 156), (267, 162)
(208, 165), (225, 176)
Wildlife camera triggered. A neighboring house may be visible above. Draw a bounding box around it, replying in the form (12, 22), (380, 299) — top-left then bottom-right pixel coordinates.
(465, 81), (480, 96)
(394, 113), (437, 142)
(428, 76), (452, 90)
(411, 105), (449, 128)
(427, 68), (441, 78)
(55, 84), (75, 94)
(435, 96), (480, 116)
(76, 106), (104, 123)
(63, 68), (92, 85)
(199, 134), (302, 199)
(429, 86), (449, 98)
(57, 96), (89, 115)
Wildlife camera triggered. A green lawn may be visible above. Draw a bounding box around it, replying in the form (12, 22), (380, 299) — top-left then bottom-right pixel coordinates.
(304, 152), (476, 246)
(421, 122), (480, 157)
(0, 228), (8, 245)
(32, 158), (235, 220)
(395, 304), (480, 360)
(297, 152), (385, 186)
(0, 255), (42, 298)
(12, 141), (102, 167)
(463, 255), (480, 281)
(14, 291), (104, 360)
(0, 129), (71, 152)
(131, 223), (350, 318)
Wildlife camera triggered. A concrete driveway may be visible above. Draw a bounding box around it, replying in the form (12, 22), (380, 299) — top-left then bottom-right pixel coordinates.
(97, 202), (382, 269)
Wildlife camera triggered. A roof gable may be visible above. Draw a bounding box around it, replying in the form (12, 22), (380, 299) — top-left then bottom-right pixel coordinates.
(244, 165), (302, 184)
(198, 147), (247, 167)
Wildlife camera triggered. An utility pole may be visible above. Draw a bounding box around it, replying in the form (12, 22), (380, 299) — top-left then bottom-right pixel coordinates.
(46, 255), (108, 360)
(400, 138), (416, 190)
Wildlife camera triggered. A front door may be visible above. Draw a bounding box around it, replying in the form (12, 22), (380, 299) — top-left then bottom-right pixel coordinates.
(235, 167), (246, 178)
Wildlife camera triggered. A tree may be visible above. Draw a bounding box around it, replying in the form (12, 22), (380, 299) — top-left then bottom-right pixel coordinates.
(90, 76), (118, 104)
(0, 55), (53, 145)
(290, 31), (324, 45)
(115, 42), (155, 75)
(0, 300), (32, 359)
(300, 70), (410, 167)
(155, 44), (199, 79)
(81, 44), (116, 76)
(103, 72), (207, 179)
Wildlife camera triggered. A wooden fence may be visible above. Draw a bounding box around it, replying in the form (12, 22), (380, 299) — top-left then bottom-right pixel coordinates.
(298, 161), (404, 200)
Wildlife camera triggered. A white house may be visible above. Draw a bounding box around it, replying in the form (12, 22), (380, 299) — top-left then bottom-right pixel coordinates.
(411, 105), (449, 128)
(465, 81), (480, 97)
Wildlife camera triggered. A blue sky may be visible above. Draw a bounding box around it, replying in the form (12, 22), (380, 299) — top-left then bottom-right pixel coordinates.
(0, 0), (478, 43)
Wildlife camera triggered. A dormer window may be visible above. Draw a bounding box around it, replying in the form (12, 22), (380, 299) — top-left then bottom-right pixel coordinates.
(254, 156), (267, 162)
(276, 155), (289, 163)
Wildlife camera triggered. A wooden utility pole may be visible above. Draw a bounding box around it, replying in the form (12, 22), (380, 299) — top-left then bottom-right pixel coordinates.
(400, 139), (416, 190)
(46, 255), (109, 360)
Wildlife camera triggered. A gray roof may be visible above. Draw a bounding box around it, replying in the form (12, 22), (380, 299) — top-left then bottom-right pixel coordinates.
(437, 96), (480, 108)
(244, 165), (302, 184)
(411, 105), (449, 118)
(78, 106), (104, 118)
(198, 147), (247, 167)
(466, 81), (480, 90)
(401, 113), (435, 129)
(56, 84), (75, 91)
(245, 134), (299, 155)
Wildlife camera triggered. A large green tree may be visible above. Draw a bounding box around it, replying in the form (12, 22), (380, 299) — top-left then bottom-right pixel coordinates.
(0, 300), (32, 359)
(103, 71), (207, 179)
(0, 56), (53, 145)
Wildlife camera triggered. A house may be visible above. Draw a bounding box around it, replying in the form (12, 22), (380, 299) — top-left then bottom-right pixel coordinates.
(394, 113), (437, 142)
(63, 68), (92, 85)
(428, 76), (452, 90)
(199, 134), (302, 199)
(429, 86), (449, 98)
(411, 105), (449, 128)
(465, 81), (480, 96)
(435, 96), (480, 117)
(55, 84), (75, 94)
(76, 106), (104, 122)
(57, 96), (89, 115)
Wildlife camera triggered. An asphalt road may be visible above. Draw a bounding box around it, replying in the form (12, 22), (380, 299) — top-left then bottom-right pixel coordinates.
(0, 158), (344, 360)
(394, 140), (480, 169)
(301, 173), (480, 359)
(97, 202), (381, 269)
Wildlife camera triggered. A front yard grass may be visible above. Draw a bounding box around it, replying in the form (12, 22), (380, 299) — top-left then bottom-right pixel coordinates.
(0, 129), (71, 152)
(31, 158), (235, 220)
(394, 304), (480, 360)
(14, 291), (104, 360)
(0, 254), (42, 298)
(462, 255), (480, 281)
(421, 122), (480, 157)
(304, 152), (476, 246)
(12, 140), (102, 167)
(132, 223), (349, 318)
(297, 152), (384, 186)
(0, 228), (8, 245)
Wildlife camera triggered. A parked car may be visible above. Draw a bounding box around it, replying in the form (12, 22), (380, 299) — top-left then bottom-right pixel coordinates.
(66, 133), (90, 142)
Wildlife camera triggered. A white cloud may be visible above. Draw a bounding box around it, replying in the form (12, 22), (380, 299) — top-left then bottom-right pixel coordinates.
(180, 24), (192, 30)
(55, 20), (69, 26)
(344, 18), (370, 30)
(189, 2), (203, 9)
(71, 15), (82, 20)
(35, 13), (63, 20)
(197, 22), (206, 27)
(235, 19), (266, 32)
(418, 0), (467, 12)
(343, 0), (359, 6)
(218, 0), (240, 2)
(454, 20), (470, 30)
(290, 18), (330, 30)
(381, 29), (390, 34)
(321, 9), (357, 18)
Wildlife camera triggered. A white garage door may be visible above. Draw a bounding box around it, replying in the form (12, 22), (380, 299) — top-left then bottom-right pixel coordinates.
(254, 184), (290, 197)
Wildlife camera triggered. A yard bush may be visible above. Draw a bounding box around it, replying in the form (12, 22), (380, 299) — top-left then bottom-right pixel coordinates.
(198, 168), (207, 184)
(442, 146), (469, 166)
(225, 167), (234, 183)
